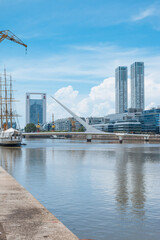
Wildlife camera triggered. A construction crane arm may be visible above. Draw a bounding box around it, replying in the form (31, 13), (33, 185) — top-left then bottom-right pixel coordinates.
(0, 30), (27, 51)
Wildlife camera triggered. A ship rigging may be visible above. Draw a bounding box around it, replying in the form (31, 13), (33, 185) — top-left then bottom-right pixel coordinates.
(0, 69), (20, 130)
(0, 69), (22, 146)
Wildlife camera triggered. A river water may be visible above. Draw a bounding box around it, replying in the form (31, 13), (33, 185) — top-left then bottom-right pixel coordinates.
(0, 139), (160, 240)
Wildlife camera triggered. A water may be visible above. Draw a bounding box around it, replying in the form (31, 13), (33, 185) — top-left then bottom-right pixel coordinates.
(0, 138), (160, 240)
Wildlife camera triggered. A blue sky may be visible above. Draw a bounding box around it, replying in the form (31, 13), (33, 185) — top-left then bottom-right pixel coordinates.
(1, 0), (160, 126)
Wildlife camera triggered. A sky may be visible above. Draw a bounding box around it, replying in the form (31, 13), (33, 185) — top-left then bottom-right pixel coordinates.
(1, 0), (160, 127)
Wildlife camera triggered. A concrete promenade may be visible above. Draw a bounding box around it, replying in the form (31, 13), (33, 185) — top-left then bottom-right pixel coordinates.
(0, 167), (79, 240)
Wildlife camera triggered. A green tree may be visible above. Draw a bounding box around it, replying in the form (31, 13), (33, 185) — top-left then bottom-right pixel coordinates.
(25, 123), (36, 133)
(77, 126), (85, 132)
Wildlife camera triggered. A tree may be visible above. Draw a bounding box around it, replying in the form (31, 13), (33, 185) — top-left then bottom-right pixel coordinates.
(77, 126), (85, 132)
(25, 123), (36, 133)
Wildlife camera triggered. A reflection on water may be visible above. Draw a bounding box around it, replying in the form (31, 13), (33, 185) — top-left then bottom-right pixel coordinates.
(115, 149), (129, 211)
(25, 148), (46, 178)
(0, 140), (160, 240)
(129, 149), (146, 217)
(115, 148), (146, 218)
(0, 147), (22, 173)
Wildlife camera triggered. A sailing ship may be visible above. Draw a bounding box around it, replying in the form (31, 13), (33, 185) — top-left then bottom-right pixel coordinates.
(0, 69), (22, 146)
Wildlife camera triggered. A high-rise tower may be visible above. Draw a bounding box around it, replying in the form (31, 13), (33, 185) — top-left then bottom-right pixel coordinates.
(115, 66), (128, 113)
(131, 62), (144, 110)
(26, 93), (46, 125)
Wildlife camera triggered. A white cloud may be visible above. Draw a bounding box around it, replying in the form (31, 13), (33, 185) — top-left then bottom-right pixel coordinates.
(54, 85), (78, 103)
(89, 78), (114, 101)
(75, 78), (115, 117)
(76, 98), (90, 115)
(47, 78), (115, 121)
(47, 86), (79, 120)
(146, 102), (156, 110)
(132, 7), (156, 21)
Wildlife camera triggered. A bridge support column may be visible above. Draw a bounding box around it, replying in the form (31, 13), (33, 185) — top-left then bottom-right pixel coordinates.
(86, 135), (92, 142)
(119, 136), (123, 144)
(144, 136), (149, 142)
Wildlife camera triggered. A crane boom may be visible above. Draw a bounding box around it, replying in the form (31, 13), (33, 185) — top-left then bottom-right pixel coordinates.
(0, 30), (27, 51)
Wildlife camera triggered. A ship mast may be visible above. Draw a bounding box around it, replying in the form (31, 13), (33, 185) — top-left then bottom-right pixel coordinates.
(4, 68), (8, 130)
(0, 69), (19, 130)
(10, 74), (12, 128)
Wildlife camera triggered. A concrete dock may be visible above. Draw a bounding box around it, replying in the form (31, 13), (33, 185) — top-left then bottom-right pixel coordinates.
(0, 167), (79, 240)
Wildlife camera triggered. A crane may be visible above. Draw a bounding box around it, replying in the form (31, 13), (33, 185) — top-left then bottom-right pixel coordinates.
(0, 30), (27, 53)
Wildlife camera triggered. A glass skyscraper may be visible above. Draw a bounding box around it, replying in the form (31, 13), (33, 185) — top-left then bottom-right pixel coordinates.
(131, 62), (144, 110)
(26, 93), (46, 125)
(115, 66), (128, 113)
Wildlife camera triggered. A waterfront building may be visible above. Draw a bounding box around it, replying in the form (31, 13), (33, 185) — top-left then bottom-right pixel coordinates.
(104, 108), (143, 133)
(26, 93), (46, 125)
(55, 117), (85, 132)
(105, 107), (160, 134)
(86, 117), (107, 125)
(55, 118), (72, 132)
(105, 108), (142, 123)
(114, 120), (141, 133)
(115, 66), (128, 113)
(140, 108), (160, 133)
(92, 123), (114, 132)
(131, 62), (144, 110)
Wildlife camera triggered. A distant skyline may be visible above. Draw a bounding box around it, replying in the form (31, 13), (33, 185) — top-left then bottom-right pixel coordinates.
(0, 0), (160, 127)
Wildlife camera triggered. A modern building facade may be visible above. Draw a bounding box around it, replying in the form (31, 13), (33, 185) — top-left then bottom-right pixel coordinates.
(105, 108), (142, 123)
(54, 117), (85, 132)
(131, 62), (144, 110)
(115, 66), (128, 113)
(92, 123), (114, 132)
(114, 120), (141, 133)
(26, 93), (46, 125)
(86, 117), (106, 125)
(140, 108), (160, 133)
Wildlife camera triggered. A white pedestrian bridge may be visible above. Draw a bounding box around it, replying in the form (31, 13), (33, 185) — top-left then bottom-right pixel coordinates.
(23, 131), (154, 143)
(23, 97), (156, 142)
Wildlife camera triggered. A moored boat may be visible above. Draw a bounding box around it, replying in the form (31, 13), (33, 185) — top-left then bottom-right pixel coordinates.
(0, 69), (22, 146)
(0, 128), (22, 146)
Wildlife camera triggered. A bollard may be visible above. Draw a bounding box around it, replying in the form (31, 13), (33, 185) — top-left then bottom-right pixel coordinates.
(119, 136), (123, 144)
(144, 135), (149, 142)
(86, 135), (92, 142)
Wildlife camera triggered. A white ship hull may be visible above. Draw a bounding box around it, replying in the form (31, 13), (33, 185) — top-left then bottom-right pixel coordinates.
(0, 139), (22, 146)
(0, 128), (22, 147)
